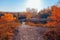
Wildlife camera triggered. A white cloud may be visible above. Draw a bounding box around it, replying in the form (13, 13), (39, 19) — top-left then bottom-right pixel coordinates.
(25, 0), (44, 11)
(14, 0), (44, 12)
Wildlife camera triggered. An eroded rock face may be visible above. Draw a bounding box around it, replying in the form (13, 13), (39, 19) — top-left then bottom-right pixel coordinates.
(14, 25), (51, 40)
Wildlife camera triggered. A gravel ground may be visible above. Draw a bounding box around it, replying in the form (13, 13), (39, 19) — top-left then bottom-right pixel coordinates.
(14, 25), (51, 40)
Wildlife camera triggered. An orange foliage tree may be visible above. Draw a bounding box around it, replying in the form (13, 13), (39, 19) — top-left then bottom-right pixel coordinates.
(45, 6), (60, 27)
(43, 6), (60, 40)
(0, 13), (20, 40)
(0, 13), (16, 22)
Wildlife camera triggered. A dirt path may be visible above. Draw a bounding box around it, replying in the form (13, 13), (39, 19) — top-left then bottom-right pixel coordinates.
(14, 25), (50, 40)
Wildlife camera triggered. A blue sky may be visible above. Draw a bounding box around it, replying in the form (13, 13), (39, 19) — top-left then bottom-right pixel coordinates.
(0, 0), (59, 12)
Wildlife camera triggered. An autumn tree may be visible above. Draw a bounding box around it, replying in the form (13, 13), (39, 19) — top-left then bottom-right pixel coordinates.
(0, 13), (20, 40)
(45, 6), (60, 27)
